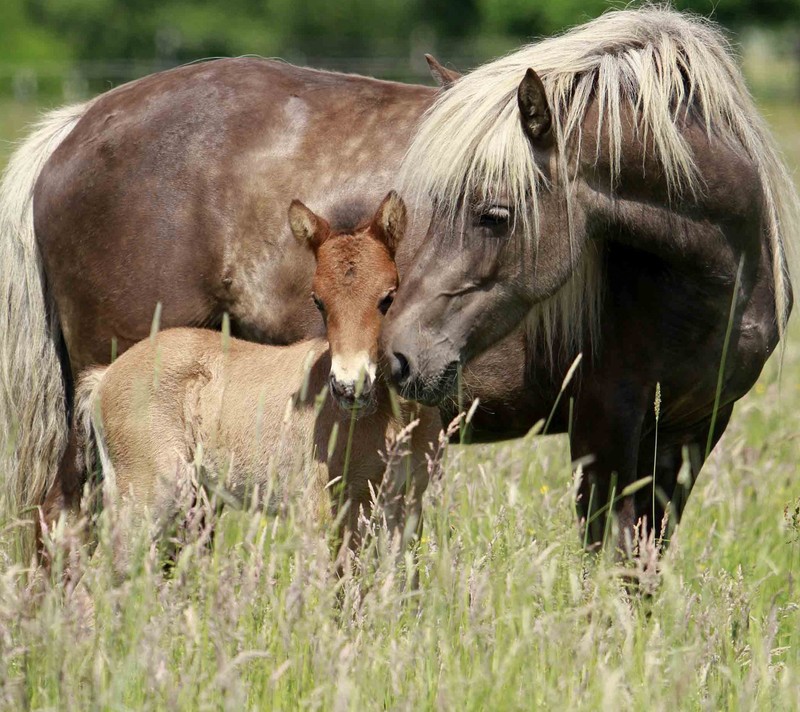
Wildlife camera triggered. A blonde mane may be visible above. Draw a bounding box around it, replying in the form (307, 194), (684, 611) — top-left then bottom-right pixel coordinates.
(400, 6), (797, 361)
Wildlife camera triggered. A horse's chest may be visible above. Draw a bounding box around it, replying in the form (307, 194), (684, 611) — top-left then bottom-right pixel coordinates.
(603, 250), (762, 419)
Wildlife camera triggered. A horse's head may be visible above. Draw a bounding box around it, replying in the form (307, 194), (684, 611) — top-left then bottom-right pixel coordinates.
(289, 192), (406, 414)
(383, 68), (586, 405)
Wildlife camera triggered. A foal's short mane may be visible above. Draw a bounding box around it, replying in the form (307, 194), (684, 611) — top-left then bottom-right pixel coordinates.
(400, 6), (798, 361)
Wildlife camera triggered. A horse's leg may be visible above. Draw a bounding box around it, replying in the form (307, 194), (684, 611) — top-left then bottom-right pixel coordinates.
(40, 425), (81, 536)
(569, 378), (650, 553)
(369, 457), (422, 591)
(634, 405), (735, 547)
(38, 411), (90, 562)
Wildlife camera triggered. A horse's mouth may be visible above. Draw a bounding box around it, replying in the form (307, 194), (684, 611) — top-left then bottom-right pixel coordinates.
(398, 361), (459, 407)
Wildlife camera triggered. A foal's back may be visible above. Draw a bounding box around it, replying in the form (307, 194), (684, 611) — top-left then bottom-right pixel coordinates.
(95, 328), (324, 511)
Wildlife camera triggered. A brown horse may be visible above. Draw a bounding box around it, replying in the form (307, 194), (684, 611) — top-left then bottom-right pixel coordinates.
(0, 8), (795, 559)
(43, 192), (438, 560)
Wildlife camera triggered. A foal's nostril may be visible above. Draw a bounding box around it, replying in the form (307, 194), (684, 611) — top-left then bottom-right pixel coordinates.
(358, 375), (373, 397)
(329, 375), (357, 401)
(390, 352), (411, 385)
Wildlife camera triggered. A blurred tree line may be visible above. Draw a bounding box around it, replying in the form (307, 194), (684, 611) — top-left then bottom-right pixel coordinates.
(1, 0), (799, 72)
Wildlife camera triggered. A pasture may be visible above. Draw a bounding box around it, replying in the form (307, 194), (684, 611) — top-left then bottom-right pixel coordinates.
(1, 95), (799, 710)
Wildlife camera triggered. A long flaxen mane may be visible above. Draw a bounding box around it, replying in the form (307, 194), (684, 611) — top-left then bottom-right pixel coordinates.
(400, 6), (798, 361)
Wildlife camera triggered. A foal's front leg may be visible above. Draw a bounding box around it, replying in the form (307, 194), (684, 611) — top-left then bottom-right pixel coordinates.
(378, 448), (430, 590)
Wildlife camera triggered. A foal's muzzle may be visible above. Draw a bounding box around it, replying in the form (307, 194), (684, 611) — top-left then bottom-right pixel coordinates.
(329, 374), (375, 414)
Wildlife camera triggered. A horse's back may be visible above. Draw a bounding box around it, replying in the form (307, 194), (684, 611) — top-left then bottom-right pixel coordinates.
(33, 58), (435, 371)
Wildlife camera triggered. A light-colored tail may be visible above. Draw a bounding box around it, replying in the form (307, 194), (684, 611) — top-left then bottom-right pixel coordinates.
(73, 367), (111, 481)
(0, 101), (92, 559)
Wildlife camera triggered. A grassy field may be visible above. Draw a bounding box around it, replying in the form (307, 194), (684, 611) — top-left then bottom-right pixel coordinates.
(0, 96), (799, 710)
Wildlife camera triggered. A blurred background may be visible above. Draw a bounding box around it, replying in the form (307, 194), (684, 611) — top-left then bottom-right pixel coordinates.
(1, 0), (799, 167)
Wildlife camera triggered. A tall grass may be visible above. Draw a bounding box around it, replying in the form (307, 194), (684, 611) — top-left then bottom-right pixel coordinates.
(0, 99), (799, 710)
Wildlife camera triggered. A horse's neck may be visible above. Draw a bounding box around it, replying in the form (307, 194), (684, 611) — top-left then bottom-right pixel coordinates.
(577, 100), (760, 271)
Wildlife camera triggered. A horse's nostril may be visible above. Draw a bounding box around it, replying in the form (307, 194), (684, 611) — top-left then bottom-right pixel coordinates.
(390, 352), (411, 385)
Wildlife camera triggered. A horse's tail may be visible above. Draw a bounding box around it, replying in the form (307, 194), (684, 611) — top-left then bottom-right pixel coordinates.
(0, 101), (92, 561)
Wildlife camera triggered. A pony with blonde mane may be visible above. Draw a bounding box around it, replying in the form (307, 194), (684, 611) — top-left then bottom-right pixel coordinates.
(1, 7), (795, 560)
(384, 7), (797, 549)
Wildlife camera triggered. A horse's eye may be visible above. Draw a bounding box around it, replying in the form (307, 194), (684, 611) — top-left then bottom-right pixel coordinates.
(477, 205), (511, 227)
(312, 293), (325, 312)
(378, 289), (396, 315)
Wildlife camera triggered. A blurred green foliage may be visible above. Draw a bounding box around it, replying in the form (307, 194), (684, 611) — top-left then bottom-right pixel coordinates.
(0, 0), (796, 105)
(0, 0), (71, 62)
(2, 0), (799, 67)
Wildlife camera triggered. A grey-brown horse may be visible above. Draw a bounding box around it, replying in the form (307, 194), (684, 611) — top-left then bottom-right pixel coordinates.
(0, 8), (795, 558)
(383, 10), (797, 548)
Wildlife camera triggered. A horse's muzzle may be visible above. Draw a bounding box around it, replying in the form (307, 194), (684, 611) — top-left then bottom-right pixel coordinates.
(386, 351), (459, 406)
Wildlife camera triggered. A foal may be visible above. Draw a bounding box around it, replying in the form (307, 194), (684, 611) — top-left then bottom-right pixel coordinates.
(43, 192), (438, 565)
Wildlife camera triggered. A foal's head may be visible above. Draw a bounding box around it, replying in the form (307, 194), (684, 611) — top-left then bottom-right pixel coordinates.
(289, 192), (406, 412)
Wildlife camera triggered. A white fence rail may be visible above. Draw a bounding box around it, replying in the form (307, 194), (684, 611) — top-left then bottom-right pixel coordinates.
(1, 31), (797, 103)
(0, 55), (467, 102)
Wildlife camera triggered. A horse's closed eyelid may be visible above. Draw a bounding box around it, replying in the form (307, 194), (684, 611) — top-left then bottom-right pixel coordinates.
(477, 206), (511, 224)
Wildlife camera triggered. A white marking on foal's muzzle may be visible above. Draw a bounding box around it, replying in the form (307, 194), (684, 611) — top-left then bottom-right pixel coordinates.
(330, 351), (376, 395)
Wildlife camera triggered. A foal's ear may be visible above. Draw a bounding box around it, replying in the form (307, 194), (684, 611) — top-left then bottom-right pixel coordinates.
(371, 191), (407, 256)
(288, 200), (330, 251)
(425, 53), (462, 89)
(517, 68), (551, 143)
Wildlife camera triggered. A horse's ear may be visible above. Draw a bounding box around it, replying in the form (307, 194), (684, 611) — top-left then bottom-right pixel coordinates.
(372, 191), (406, 256)
(289, 200), (329, 252)
(425, 54), (462, 89)
(517, 68), (551, 143)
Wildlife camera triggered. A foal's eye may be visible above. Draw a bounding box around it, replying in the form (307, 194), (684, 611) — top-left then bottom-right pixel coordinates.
(312, 293), (325, 312)
(378, 289), (396, 315)
(477, 205), (511, 227)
